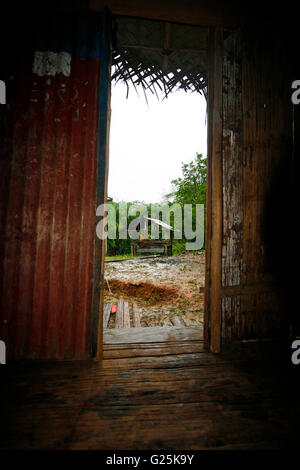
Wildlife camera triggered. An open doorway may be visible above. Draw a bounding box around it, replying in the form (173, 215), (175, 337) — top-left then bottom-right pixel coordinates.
(101, 15), (208, 344)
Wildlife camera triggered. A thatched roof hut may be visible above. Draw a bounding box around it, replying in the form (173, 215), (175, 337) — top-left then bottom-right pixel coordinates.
(111, 15), (208, 99)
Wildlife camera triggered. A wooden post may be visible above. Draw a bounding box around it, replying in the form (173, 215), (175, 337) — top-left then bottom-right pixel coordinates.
(164, 241), (167, 256)
(90, 8), (112, 360)
(204, 27), (223, 353)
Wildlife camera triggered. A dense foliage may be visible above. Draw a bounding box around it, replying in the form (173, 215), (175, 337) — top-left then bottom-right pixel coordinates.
(165, 153), (207, 206)
(105, 153), (207, 256)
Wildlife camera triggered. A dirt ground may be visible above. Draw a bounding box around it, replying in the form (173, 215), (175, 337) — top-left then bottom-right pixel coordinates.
(104, 252), (205, 328)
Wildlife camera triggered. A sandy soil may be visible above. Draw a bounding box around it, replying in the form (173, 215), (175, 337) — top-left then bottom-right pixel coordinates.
(104, 252), (205, 328)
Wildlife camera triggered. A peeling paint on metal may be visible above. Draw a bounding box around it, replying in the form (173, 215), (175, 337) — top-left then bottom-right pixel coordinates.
(0, 11), (103, 360)
(32, 51), (72, 77)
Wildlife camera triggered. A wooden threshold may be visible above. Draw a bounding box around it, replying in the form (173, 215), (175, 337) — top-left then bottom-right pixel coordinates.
(103, 325), (203, 344)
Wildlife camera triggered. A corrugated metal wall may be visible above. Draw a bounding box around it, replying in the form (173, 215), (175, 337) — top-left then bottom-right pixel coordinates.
(0, 11), (103, 359)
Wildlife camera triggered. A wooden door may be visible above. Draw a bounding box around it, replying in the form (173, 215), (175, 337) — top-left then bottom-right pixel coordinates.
(205, 25), (293, 352)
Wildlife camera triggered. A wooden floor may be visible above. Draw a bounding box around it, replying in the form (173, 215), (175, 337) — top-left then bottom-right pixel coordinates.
(104, 325), (203, 344)
(103, 301), (194, 331)
(0, 337), (297, 450)
(104, 301), (142, 329)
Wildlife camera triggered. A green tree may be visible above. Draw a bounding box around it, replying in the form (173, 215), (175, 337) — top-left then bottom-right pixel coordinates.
(166, 153), (207, 205)
(165, 153), (207, 253)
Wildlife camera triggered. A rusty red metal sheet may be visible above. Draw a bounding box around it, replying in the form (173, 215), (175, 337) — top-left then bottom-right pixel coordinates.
(0, 12), (102, 359)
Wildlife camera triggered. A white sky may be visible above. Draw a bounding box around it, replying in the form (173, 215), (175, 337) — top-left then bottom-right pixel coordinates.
(108, 80), (207, 204)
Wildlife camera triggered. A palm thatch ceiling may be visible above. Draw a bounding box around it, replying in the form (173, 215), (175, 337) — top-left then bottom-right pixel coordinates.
(111, 16), (208, 100)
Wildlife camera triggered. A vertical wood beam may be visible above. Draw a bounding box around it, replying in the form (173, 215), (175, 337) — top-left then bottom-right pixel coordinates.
(204, 27), (223, 353)
(163, 22), (171, 72)
(90, 8), (112, 359)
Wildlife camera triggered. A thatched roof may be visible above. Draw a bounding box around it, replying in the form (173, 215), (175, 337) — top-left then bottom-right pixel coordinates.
(111, 16), (208, 100)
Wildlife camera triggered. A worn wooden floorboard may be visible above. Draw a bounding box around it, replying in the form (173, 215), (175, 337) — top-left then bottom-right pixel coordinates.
(132, 302), (141, 327)
(103, 303), (112, 329)
(0, 341), (293, 450)
(86, 378), (282, 407)
(103, 326), (203, 344)
(103, 341), (204, 359)
(70, 404), (288, 450)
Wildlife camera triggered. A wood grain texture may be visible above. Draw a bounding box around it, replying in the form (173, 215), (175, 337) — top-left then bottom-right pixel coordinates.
(103, 326), (203, 344)
(89, 0), (248, 27)
(206, 27), (223, 353)
(132, 303), (141, 328)
(0, 340), (294, 450)
(203, 27), (214, 351)
(219, 25), (293, 343)
(92, 9), (112, 361)
(115, 300), (124, 328)
(123, 302), (131, 328)
(103, 303), (112, 329)
(221, 28), (243, 289)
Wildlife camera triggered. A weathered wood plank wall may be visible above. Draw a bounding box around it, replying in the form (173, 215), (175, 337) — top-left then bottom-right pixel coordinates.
(221, 28), (243, 343)
(219, 26), (293, 343)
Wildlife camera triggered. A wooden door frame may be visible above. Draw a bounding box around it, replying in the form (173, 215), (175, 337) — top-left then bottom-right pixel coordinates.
(91, 18), (223, 359)
(204, 27), (223, 353)
(90, 8), (112, 360)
